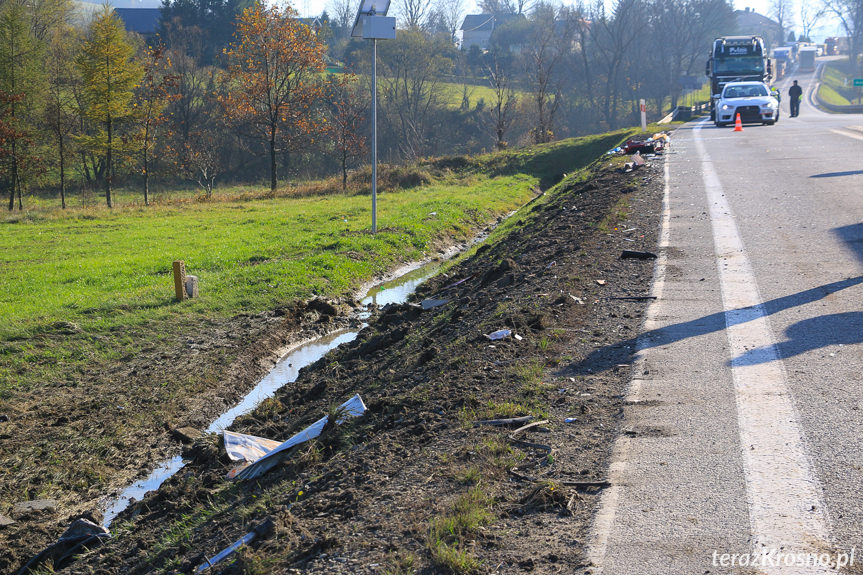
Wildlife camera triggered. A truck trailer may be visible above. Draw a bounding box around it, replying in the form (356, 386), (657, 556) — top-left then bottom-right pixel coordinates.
(706, 36), (772, 120)
(798, 46), (817, 72)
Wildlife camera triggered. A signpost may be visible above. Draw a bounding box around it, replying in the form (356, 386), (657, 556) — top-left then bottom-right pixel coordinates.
(855, 79), (863, 104)
(639, 99), (647, 132)
(352, 1), (395, 234)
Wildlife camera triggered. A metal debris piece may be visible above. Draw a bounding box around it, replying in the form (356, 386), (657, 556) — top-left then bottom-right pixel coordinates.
(421, 298), (449, 310)
(229, 394), (367, 481)
(223, 431), (282, 463)
(194, 518), (275, 573)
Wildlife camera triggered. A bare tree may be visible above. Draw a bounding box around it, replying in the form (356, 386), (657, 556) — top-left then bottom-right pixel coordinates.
(478, 0), (516, 16)
(591, 0), (641, 129)
(823, 0), (863, 70)
(800, 3), (826, 41)
(327, 0), (353, 38)
(435, 0), (465, 42)
(770, 0), (794, 45)
(485, 54), (517, 149)
(379, 28), (453, 159)
(523, 2), (576, 143)
(396, 0), (434, 28)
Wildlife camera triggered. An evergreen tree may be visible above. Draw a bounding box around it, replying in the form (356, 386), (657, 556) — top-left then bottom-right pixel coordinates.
(75, 6), (143, 208)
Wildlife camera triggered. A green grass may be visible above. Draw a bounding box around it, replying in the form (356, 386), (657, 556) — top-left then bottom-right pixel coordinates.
(819, 60), (862, 105)
(437, 81), (528, 110)
(427, 485), (494, 574)
(0, 176), (537, 393)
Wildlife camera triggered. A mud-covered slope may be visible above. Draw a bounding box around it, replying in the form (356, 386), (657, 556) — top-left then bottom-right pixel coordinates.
(36, 155), (665, 575)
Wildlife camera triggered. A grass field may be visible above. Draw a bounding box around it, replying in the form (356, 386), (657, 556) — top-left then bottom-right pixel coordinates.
(0, 128), (643, 396)
(818, 60), (862, 105)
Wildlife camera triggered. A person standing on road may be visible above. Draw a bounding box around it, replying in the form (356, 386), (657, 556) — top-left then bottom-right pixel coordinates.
(789, 80), (803, 117)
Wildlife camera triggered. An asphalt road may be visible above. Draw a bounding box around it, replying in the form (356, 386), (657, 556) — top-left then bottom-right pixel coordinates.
(584, 67), (863, 574)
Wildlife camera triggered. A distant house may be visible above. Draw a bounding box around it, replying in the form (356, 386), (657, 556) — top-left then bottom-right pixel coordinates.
(460, 14), (495, 50)
(460, 13), (526, 51)
(114, 8), (161, 35)
(734, 7), (783, 51)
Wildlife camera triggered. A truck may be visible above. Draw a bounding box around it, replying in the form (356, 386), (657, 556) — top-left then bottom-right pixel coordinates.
(798, 46), (817, 72)
(772, 46), (792, 79)
(706, 36), (772, 120)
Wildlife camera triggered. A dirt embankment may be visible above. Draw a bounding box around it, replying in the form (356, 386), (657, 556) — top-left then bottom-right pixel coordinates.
(6, 152), (665, 574)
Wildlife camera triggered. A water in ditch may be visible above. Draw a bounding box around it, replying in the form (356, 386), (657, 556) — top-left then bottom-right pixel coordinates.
(101, 260), (441, 527)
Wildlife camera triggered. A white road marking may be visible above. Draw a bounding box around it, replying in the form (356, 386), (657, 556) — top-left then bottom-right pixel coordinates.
(830, 127), (863, 141)
(693, 120), (832, 573)
(584, 156), (672, 573)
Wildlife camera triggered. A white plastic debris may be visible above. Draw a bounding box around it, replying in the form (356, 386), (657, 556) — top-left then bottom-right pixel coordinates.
(486, 329), (512, 341)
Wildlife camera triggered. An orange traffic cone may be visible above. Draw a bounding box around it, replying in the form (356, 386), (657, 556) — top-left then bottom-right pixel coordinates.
(734, 113), (743, 131)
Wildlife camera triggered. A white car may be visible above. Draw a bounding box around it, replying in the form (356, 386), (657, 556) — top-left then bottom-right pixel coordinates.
(714, 81), (779, 126)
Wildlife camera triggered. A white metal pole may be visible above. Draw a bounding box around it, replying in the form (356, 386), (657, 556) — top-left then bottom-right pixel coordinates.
(371, 38), (377, 234)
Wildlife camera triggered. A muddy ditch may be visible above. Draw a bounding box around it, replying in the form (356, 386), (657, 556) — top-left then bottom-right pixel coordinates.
(5, 152), (667, 574)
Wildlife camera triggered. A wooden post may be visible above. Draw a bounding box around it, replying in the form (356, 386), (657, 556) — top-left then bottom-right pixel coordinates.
(173, 260), (186, 301)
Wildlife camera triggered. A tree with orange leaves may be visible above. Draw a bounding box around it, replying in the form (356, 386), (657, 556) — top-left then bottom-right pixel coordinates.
(221, 4), (326, 192)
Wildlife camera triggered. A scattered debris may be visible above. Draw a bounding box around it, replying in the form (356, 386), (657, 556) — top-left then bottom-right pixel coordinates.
(569, 294), (585, 305)
(514, 333), (523, 341)
(421, 298), (449, 310)
(0, 514), (15, 527)
(475, 416), (534, 427)
(620, 250), (658, 260)
(0, 414), (8, 422)
(564, 418), (578, 423)
(223, 431), (282, 463)
(596, 280), (607, 286)
(604, 296), (657, 301)
(228, 394), (367, 481)
(12, 500), (57, 520)
(486, 329), (512, 341)
(194, 518), (275, 573)
(15, 518), (109, 575)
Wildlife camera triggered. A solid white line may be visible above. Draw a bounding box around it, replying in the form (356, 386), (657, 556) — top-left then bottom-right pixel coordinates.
(830, 127), (863, 142)
(584, 155), (673, 573)
(693, 120), (832, 573)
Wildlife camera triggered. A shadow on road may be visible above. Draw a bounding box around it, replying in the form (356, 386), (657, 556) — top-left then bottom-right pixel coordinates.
(834, 223), (863, 264)
(557, 276), (863, 376)
(732, 312), (863, 366)
(560, 223), (863, 375)
(810, 170), (863, 179)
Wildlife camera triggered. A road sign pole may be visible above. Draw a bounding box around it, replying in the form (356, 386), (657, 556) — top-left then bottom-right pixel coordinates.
(371, 38), (377, 234)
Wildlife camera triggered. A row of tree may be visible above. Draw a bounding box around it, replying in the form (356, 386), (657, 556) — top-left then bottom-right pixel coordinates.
(4, 0), (861, 210)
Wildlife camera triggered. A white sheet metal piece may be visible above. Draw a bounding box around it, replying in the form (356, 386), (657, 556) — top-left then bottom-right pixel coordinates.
(229, 394), (367, 481)
(223, 431), (282, 463)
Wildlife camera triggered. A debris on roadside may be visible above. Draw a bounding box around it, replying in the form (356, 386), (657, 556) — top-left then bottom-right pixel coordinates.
(620, 250), (658, 260)
(227, 394), (367, 481)
(223, 431), (282, 463)
(15, 518), (109, 575)
(486, 329), (512, 341)
(474, 415), (534, 427)
(194, 517), (275, 573)
(569, 294), (585, 305)
(421, 298), (449, 310)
